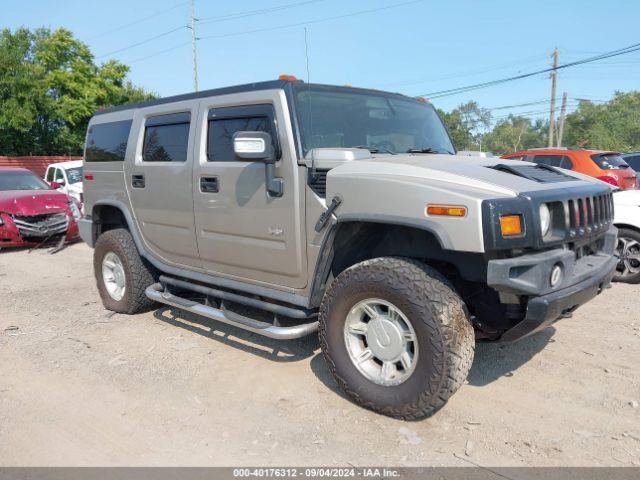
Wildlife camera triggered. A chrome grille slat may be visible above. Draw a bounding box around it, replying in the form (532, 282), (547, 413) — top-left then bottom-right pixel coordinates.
(12, 212), (69, 237)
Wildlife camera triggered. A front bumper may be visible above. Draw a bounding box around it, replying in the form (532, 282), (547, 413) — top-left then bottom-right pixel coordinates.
(0, 211), (79, 248)
(487, 226), (618, 342)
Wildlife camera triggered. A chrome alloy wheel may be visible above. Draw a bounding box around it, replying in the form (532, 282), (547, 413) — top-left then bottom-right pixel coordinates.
(616, 236), (640, 279)
(102, 252), (126, 301)
(343, 298), (418, 386)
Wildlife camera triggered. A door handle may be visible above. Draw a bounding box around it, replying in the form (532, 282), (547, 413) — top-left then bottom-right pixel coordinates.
(200, 176), (219, 193)
(131, 174), (145, 188)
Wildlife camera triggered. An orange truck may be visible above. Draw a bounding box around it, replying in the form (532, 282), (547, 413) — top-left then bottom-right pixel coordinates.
(502, 148), (638, 190)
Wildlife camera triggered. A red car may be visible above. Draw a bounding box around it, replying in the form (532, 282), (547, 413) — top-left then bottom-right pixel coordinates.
(0, 167), (81, 248)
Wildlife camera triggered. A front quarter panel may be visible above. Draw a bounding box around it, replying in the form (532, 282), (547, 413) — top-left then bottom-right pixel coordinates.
(325, 162), (515, 253)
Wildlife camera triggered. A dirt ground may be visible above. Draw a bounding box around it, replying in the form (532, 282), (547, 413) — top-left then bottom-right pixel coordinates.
(0, 242), (639, 467)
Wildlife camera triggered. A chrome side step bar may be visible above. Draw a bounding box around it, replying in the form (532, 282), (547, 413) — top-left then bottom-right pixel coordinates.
(145, 283), (319, 340)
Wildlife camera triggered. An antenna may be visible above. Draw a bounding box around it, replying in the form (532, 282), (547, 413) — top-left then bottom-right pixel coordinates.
(304, 27), (317, 179)
(189, 0), (199, 92)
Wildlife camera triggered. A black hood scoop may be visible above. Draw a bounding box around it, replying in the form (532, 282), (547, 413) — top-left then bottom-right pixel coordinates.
(489, 163), (579, 183)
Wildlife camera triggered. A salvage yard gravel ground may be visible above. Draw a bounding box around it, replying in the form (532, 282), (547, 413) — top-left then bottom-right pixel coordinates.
(0, 243), (639, 466)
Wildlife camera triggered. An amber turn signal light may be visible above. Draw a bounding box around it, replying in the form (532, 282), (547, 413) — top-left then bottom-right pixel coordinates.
(500, 214), (524, 237)
(426, 205), (467, 217)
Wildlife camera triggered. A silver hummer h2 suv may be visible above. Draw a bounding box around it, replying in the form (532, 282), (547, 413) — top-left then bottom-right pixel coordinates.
(80, 78), (617, 419)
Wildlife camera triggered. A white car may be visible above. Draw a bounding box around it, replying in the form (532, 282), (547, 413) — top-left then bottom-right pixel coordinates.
(613, 189), (640, 283)
(44, 160), (84, 204)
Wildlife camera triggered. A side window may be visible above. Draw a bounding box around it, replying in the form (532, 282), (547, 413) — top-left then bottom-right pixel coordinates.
(46, 168), (55, 182)
(207, 105), (278, 162)
(142, 112), (191, 162)
(532, 155), (562, 167)
(508, 155), (524, 161)
(559, 156), (573, 169)
(54, 168), (65, 182)
(86, 120), (133, 162)
(625, 155), (640, 171)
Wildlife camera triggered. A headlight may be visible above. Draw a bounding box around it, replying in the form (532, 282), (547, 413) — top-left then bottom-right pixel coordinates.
(539, 203), (551, 237)
(68, 201), (81, 221)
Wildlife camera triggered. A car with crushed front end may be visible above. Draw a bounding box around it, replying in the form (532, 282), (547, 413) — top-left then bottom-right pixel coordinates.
(79, 78), (618, 419)
(0, 167), (81, 248)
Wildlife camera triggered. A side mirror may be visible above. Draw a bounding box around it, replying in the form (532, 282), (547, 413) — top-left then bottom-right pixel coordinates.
(233, 131), (283, 197)
(49, 181), (63, 189)
(233, 131), (274, 161)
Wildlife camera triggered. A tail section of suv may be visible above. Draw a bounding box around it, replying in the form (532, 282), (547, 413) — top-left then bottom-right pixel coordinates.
(502, 147), (638, 190)
(79, 79), (617, 419)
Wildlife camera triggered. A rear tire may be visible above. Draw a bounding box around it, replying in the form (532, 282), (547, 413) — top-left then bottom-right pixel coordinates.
(94, 228), (156, 314)
(614, 227), (640, 284)
(319, 257), (474, 420)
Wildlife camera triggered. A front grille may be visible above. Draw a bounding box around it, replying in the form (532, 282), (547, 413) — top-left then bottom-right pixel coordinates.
(564, 192), (613, 239)
(308, 169), (328, 197)
(12, 212), (69, 238)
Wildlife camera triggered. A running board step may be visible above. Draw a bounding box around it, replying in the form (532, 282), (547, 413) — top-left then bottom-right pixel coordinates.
(145, 283), (319, 340)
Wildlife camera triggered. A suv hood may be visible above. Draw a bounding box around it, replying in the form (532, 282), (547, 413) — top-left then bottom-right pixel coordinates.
(327, 154), (600, 196)
(0, 190), (70, 216)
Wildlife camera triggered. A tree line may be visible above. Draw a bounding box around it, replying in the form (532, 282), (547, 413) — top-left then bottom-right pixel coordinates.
(439, 92), (640, 155)
(1, 27), (638, 157)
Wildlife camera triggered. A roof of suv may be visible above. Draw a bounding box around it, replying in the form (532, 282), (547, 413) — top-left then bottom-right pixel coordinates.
(93, 79), (421, 116)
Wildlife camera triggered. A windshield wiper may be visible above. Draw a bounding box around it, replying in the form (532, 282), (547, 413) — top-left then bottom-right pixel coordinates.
(354, 145), (396, 155)
(406, 148), (441, 154)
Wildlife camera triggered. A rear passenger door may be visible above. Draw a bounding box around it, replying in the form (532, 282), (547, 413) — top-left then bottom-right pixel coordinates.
(192, 91), (307, 289)
(125, 101), (201, 268)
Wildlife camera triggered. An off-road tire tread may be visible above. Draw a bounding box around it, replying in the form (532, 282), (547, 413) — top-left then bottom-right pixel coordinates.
(94, 228), (156, 314)
(319, 257), (474, 420)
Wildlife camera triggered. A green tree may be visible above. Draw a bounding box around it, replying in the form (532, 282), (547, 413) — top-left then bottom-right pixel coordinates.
(563, 92), (640, 151)
(438, 101), (491, 150)
(482, 115), (547, 155)
(0, 27), (155, 156)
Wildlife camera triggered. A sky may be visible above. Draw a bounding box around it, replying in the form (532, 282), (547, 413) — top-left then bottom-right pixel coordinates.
(3, 0), (639, 123)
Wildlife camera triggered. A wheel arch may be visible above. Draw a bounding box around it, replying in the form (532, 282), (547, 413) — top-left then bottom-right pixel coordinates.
(308, 220), (487, 307)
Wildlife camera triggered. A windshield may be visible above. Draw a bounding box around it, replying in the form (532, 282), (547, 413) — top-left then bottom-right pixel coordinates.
(65, 167), (83, 184)
(591, 153), (629, 170)
(293, 85), (455, 155)
(0, 171), (51, 191)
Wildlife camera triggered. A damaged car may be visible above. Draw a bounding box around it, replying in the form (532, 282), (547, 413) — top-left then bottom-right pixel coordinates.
(0, 167), (81, 248)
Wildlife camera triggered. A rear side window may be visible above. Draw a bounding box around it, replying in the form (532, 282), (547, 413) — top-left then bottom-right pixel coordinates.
(592, 153), (629, 170)
(85, 120), (133, 162)
(142, 112), (191, 162)
(207, 105), (278, 162)
(46, 168), (54, 182)
(531, 155), (573, 169)
(624, 155), (640, 171)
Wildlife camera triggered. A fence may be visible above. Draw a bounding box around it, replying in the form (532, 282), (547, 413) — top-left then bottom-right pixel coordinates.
(0, 156), (83, 177)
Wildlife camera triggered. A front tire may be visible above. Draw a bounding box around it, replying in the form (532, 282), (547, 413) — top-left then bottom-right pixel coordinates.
(319, 257), (474, 420)
(94, 228), (156, 314)
(614, 227), (640, 284)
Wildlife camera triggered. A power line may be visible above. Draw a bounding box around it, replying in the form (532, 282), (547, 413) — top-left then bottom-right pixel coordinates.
(198, 0), (424, 41)
(198, 0), (327, 25)
(421, 41), (640, 99)
(86, 1), (188, 41)
(127, 41), (191, 64)
(96, 26), (187, 59)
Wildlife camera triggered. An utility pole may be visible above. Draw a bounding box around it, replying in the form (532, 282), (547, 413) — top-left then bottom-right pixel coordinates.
(189, 0), (199, 92)
(557, 92), (568, 147)
(547, 48), (558, 147)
